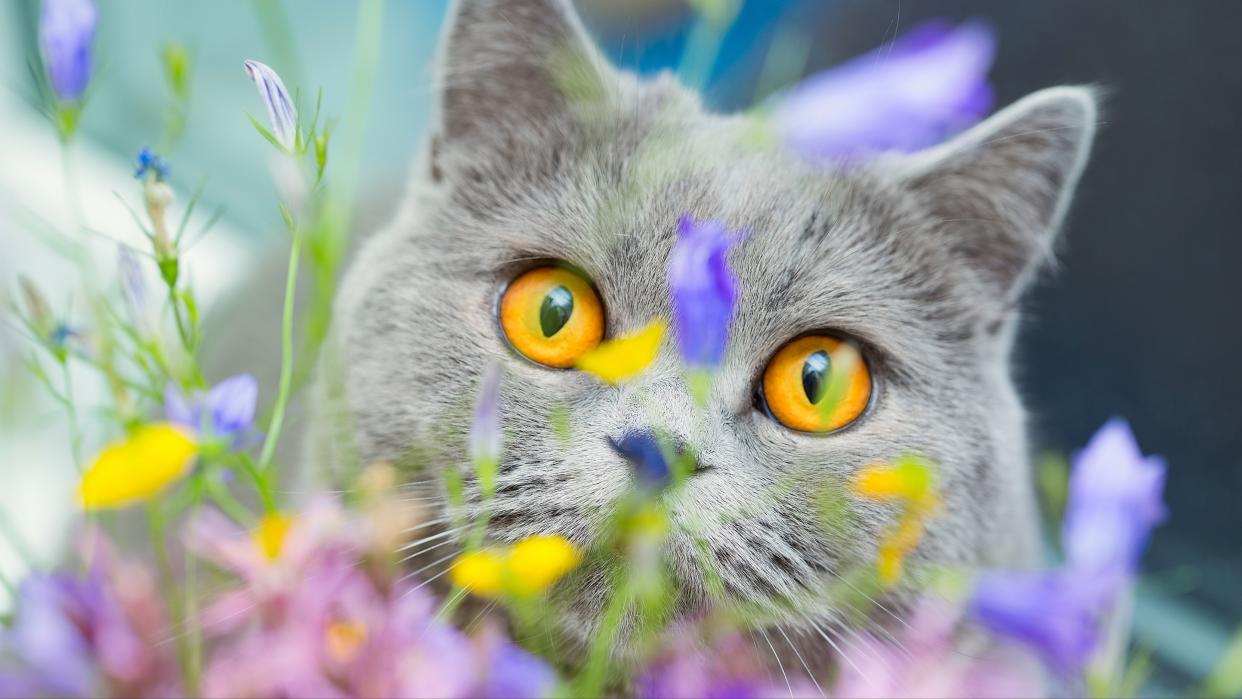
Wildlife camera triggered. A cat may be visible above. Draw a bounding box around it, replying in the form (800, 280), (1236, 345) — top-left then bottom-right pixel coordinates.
(324, 0), (1096, 673)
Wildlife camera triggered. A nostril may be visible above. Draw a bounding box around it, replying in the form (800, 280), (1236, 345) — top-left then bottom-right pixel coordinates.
(609, 431), (683, 489)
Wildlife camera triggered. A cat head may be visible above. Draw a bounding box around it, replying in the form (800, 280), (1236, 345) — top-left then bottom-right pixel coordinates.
(333, 0), (1096, 653)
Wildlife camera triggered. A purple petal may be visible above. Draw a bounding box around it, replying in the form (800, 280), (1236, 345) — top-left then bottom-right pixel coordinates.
(163, 382), (198, 429)
(39, 0), (97, 102)
(668, 215), (742, 369)
(206, 374), (258, 440)
(243, 60), (298, 150)
(469, 364), (503, 467)
(1063, 418), (1166, 573)
(476, 633), (557, 699)
(970, 570), (1104, 672)
(776, 19), (996, 160)
(2, 575), (97, 697)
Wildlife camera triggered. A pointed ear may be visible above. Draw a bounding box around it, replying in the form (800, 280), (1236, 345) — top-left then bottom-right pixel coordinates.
(435, 0), (612, 158)
(890, 86), (1099, 303)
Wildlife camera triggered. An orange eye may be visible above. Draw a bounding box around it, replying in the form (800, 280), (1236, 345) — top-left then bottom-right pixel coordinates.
(760, 335), (873, 433)
(500, 266), (604, 368)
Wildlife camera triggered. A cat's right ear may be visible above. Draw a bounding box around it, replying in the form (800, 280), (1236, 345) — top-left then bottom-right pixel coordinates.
(432, 0), (612, 167)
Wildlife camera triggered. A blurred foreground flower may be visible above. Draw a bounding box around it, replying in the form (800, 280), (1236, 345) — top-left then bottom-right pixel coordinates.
(830, 599), (1043, 698)
(78, 423), (198, 510)
(668, 216), (741, 399)
(133, 147), (170, 181)
(185, 500), (556, 698)
(575, 320), (666, 384)
(776, 20), (995, 160)
(165, 374), (258, 448)
(243, 59), (298, 152)
(38, 0), (97, 104)
(853, 456), (941, 585)
(971, 419), (1167, 671)
(639, 627), (816, 698)
(470, 364), (503, 497)
(452, 534), (581, 600)
(0, 539), (177, 697)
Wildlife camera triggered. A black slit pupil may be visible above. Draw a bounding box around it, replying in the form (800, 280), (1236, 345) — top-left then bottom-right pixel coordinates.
(801, 350), (831, 404)
(540, 286), (574, 337)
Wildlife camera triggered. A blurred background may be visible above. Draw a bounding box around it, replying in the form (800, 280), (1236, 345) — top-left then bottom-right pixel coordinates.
(1, 0), (1238, 691)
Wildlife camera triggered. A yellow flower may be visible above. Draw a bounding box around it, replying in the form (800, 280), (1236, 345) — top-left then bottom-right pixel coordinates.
(575, 320), (666, 384)
(853, 457), (935, 503)
(853, 456), (941, 587)
(325, 620), (368, 663)
(451, 549), (506, 598)
(506, 534), (581, 597)
(252, 513), (295, 562)
(451, 534), (582, 599)
(78, 423), (198, 510)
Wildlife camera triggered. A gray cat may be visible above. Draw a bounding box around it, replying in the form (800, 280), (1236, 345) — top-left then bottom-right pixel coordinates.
(326, 0), (1096, 673)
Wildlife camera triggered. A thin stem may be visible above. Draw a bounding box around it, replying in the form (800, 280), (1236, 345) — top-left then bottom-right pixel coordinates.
(182, 484), (205, 697)
(256, 226), (302, 479)
(148, 502), (193, 693)
(575, 576), (634, 698)
(168, 286), (194, 354)
(237, 454), (277, 514)
(60, 360), (84, 467)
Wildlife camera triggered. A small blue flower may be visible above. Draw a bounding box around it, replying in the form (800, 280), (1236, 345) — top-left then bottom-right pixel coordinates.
(165, 374), (259, 447)
(38, 0), (97, 103)
(243, 60), (298, 152)
(668, 215), (742, 371)
(610, 432), (672, 490)
(133, 147), (170, 181)
(776, 20), (996, 160)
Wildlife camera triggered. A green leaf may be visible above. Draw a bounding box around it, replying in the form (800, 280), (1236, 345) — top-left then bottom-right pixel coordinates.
(247, 113), (288, 153)
(1205, 628), (1242, 698)
(175, 178), (208, 246)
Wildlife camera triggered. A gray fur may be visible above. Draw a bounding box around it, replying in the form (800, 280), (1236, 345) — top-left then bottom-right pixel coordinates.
(327, 0), (1097, 667)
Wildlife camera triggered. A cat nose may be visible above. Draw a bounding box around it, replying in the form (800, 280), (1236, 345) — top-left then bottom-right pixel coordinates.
(608, 430), (692, 490)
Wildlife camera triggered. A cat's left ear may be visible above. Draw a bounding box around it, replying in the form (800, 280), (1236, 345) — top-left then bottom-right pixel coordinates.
(889, 86), (1099, 304)
(433, 0), (613, 163)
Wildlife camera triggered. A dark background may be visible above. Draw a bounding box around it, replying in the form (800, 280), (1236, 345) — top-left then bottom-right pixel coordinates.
(581, 0), (1242, 682)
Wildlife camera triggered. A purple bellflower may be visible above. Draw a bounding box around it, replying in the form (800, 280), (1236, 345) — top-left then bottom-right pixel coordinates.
(971, 419), (1167, 672)
(243, 59), (298, 152)
(38, 0), (97, 103)
(165, 374), (259, 447)
(776, 19), (996, 160)
(668, 215), (742, 376)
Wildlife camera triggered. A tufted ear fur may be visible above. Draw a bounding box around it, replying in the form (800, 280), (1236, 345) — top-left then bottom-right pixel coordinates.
(890, 86), (1098, 305)
(434, 0), (614, 164)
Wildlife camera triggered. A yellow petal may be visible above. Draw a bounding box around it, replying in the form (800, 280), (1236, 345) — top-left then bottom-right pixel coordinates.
(78, 423), (198, 510)
(451, 549), (506, 599)
(853, 457), (935, 503)
(252, 513), (295, 562)
(575, 320), (666, 385)
(505, 534), (581, 597)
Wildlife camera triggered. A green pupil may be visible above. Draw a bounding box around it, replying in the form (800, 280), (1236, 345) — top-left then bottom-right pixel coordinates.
(539, 286), (574, 337)
(801, 350), (831, 404)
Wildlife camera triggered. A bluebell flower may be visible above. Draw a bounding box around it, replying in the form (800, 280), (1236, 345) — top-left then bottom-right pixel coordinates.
(610, 432), (671, 490)
(668, 215), (742, 372)
(470, 363), (503, 485)
(133, 147), (170, 181)
(776, 20), (996, 160)
(165, 374), (259, 447)
(38, 0), (97, 103)
(243, 59), (298, 152)
(970, 419), (1167, 672)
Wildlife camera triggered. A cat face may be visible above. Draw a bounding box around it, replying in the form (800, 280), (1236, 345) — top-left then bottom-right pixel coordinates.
(332, 0), (1095, 650)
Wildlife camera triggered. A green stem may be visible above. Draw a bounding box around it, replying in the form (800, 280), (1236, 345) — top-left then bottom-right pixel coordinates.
(60, 360), (84, 467)
(183, 483), (205, 697)
(205, 476), (257, 525)
(250, 0), (304, 89)
(575, 577), (634, 698)
(169, 286), (194, 355)
(237, 454), (277, 514)
(147, 502), (192, 693)
(256, 227), (303, 479)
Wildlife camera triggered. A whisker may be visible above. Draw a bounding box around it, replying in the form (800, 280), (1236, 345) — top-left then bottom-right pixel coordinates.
(810, 619), (867, 682)
(758, 628), (793, 698)
(396, 526), (465, 554)
(778, 626), (824, 698)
